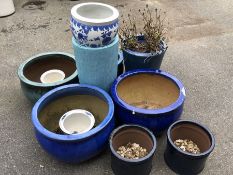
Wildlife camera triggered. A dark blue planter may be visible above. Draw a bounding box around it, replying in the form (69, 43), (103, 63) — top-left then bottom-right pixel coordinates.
(17, 52), (79, 104)
(122, 36), (167, 71)
(111, 69), (185, 134)
(164, 120), (215, 175)
(32, 84), (115, 163)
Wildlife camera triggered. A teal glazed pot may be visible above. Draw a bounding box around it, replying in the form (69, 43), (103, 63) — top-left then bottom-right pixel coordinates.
(18, 52), (78, 103)
(111, 69), (186, 134)
(72, 36), (118, 92)
(32, 84), (115, 163)
(122, 35), (167, 71)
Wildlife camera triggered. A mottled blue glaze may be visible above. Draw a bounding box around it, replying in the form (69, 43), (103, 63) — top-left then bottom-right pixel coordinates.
(17, 52), (79, 104)
(111, 69), (185, 134)
(70, 17), (118, 47)
(123, 35), (168, 71)
(31, 84), (115, 163)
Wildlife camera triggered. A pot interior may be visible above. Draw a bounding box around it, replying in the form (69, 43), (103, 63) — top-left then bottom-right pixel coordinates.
(112, 126), (154, 153)
(117, 73), (179, 109)
(170, 123), (212, 153)
(38, 94), (108, 134)
(23, 54), (76, 83)
(77, 4), (113, 20)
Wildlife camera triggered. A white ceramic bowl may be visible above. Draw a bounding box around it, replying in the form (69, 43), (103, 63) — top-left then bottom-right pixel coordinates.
(70, 2), (119, 47)
(40, 69), (65, 84)
(59, 109), (95, 135)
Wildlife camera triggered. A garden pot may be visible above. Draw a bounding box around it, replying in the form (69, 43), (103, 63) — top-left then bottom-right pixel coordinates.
(0, 0), (15, 17)
(110, 125), (156, 175)
(18, 52), (78, 103)
(32, 84), (115, 163)
(70, 2), (119, 47)
(122, 36), (167, 71)
(111, 69), (185, 134)
(164, 120), (215, 175)
(72, 36), (118, 92)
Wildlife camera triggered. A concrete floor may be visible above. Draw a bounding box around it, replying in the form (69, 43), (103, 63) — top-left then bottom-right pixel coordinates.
(0, 0), (233, 174)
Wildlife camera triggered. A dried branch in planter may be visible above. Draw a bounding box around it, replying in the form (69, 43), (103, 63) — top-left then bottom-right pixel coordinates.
(119, 5), (168, 52)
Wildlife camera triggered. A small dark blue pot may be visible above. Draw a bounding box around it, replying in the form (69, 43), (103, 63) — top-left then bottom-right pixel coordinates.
(110, 125), (156, 175)
(122, 36), (167, 71)
(164, 120), (215, 175)
(111, 69), (186, 134)
(32, 84), (115, 163)
(18, 52), (79, 104)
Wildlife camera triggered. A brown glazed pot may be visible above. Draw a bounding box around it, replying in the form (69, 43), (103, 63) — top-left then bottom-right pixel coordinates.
(164, 120), (215, 175)
(109, 125), (156, 175)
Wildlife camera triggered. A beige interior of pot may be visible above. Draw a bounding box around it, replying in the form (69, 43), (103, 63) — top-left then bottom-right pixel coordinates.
(23, 54), (76, 83)
(112, 127), (154, 153)
(38, 95), (108, 134)
(117, 73), (180, 109)
(171, 123), (212, 153)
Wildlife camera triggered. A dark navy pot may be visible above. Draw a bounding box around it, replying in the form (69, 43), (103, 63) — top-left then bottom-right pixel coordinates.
(122, 36), (167, 71)
(110, 125), (156, 175)
(164, 120), (215, 175)
(32, 84), (115, 163)
(111, 69), (186, 134)
(18, 52), (79, 104)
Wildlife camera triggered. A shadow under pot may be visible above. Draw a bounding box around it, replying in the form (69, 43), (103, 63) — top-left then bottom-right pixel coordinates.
(110, 125), (156, 175)
(17, 52), (79, 103)
(122, 35), (167, 71)
(164, 120), (215, 175)
(111, 69), (186, 134)
(32, 84), (115, 163)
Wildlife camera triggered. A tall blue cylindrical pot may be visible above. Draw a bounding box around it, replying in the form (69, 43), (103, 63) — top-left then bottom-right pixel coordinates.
(72, 36), (118, 92)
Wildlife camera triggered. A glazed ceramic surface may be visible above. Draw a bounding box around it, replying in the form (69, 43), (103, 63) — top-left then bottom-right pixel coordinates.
(72, 36), (118, 92)
(164, 120), (215, 175)
(17, 52), (78, 103)
(70, 2), (119, 47)
(32, 84), (115, 163)
(122, 36), (167, 71)
(111, 69), (186, 134)
(0, 0), (15, 17)
(110, 125), (156, 175)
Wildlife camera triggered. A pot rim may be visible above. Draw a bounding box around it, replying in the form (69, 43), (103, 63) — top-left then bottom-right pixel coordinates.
(111, 69), (186, 115)
(167, 120), (215, 157)
(71, 2), (119, 25)
(17, 52), (78, 87)
(109, 124), (156, 163)
(31, 84), (114, 141)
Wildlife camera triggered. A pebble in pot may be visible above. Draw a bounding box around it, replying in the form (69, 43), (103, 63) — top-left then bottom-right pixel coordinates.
(164, 120), (215, 175)
(109, 125), (156, 175)
(17, 52), (78, 103)
(111, 69), (186, 134)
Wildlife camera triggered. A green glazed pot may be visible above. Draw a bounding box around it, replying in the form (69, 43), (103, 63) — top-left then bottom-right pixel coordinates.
(17, 52), (79, 104)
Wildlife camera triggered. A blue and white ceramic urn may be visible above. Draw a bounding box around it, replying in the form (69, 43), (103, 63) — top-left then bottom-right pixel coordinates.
(70, 2), (119, 47)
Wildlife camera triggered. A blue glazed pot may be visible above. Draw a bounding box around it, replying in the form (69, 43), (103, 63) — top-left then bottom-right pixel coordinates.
(164, 120), (215, 175)
(17, 52), (79, 104)
(122, 36), (167, 71)
(32, 84), (115, 163)
(111, 69), (186, 134)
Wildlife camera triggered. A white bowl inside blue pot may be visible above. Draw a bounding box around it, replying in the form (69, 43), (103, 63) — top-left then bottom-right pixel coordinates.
(70, 2), (119, 47)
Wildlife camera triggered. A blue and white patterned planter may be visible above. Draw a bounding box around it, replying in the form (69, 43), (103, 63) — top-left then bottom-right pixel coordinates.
(70, 2), (119, 47)
(70, 17), (118, 47)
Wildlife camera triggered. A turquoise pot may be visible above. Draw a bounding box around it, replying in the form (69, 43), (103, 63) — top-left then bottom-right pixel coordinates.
(17, 52), (79, 103)
(72, 36), (118, 92)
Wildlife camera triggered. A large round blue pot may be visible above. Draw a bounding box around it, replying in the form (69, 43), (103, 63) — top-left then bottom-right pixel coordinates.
(18, 52), (79, 104)
(32, 84), (115, 163)
(122, 36), (167, 71)
(111, 69), (185, 134)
